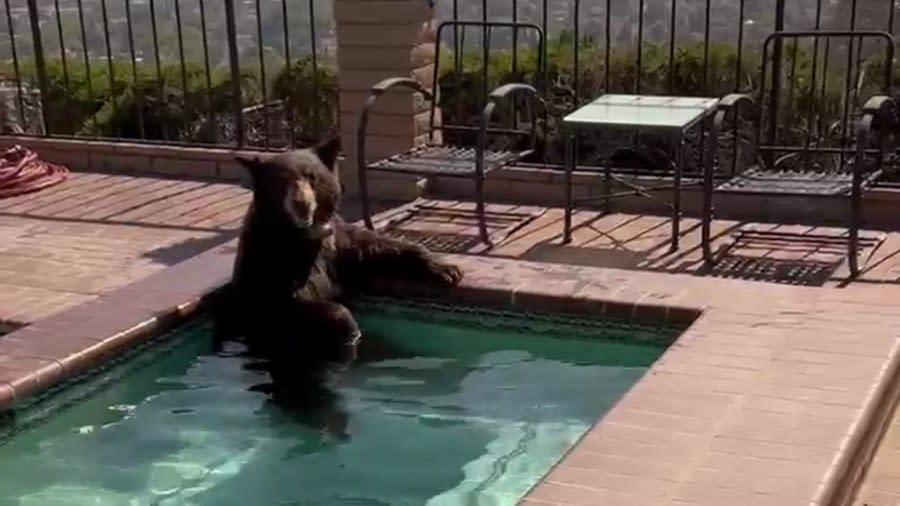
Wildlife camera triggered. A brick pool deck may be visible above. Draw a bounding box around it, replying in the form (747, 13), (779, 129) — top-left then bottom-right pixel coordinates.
(0, 172), (249, 325)
(3, 171), (900, 505)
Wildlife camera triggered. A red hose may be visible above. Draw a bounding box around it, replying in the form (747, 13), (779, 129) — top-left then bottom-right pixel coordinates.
(0, 145), (70, 198)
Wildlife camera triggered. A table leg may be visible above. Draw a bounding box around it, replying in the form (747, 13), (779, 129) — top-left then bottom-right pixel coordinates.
(563, 130), (574, 244)
(603, 142), (612, 215)
(670, 135), (684, 252)
(701, 114), (715, 264)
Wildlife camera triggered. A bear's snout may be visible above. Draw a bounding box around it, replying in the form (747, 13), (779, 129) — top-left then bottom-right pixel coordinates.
(291, 179), (318, 228)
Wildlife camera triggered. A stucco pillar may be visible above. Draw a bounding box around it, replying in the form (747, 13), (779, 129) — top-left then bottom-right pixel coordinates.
(334, 0), (438, 200)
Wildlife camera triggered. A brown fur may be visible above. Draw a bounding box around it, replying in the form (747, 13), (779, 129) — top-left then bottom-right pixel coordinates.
(215, 136), (462, 397)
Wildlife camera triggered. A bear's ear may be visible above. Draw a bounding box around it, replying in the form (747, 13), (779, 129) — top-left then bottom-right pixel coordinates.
(314, 135), (341, 173)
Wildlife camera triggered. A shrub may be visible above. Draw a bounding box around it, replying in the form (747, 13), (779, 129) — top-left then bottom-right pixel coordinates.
(0, 34), (871, 162)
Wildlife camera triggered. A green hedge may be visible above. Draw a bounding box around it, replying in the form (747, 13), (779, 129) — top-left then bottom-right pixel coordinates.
(437, 36), (876, 163)
(0, 35), (881, 158)
(1, 55), (331, 145)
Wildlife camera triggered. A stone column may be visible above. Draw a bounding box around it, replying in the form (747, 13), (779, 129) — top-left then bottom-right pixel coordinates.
(333, 0), (438, 200)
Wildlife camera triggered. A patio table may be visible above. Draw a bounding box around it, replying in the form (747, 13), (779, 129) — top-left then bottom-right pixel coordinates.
(562, 94), (719, 251)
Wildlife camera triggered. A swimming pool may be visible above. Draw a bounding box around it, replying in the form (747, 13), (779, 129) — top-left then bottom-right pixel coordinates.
(0, 299), (671, 506)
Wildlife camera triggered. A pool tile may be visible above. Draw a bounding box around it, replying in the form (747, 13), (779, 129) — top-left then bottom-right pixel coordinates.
(0, 353), (53, 372)
(692, 454), (826, 487)
(512, 279), (601, 314)
(0, 332), (101, 362)
(604, 406), (723, 435)
(549, 466), (676, 496)
(527, 481), (657, 506)
(631, 299), (670, 323)
(0, 383), (13, 407)
(0, 357), (64, 406)
(619, 388), (735, 422)
(665, 305), (701, 326)
(560, 450), (684, 481)
(451, 285), (516, 308)
(575, 436), (699, 464)
(669, 481), (805, 506)
(54, 345), (110, 379)
(857, 489), (900, 506)
(708, 437), (835, 463)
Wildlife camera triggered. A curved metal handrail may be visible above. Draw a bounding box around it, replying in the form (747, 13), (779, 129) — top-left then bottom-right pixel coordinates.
(356, 77), (433, 230)
(713, 93), (756, 177)
(475, 83), (546, 181)
(472, 83), (545, 244)
(849, 95), (895, 276)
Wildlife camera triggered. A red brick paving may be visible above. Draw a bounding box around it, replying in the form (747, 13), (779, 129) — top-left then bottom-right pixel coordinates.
(0, 172), (247, 325)
(6, 176), (900, 504)
(368, 199), (900, 506)
(380, 200), (894, 288)
(3, 226), (899, 505)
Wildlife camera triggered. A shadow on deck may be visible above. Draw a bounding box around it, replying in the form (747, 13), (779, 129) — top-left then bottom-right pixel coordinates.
(372, 199), (895, 288)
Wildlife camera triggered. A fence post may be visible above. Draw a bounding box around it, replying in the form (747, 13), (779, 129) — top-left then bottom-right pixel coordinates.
(334, 0), (436, 200)
(24, 0), (49, 135)
(766, 0), (787, 166)
(224, 0), (244, 148)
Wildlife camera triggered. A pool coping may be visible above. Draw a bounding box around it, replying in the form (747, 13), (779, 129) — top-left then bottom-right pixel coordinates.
(1, 239), (899, 505)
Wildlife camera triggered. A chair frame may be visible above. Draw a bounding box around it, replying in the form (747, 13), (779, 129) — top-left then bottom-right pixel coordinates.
(356, 20), (547, 245)
(701, 30), (897, 277)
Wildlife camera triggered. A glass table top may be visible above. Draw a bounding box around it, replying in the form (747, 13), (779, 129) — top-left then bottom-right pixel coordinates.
(563, 94), (720, 130)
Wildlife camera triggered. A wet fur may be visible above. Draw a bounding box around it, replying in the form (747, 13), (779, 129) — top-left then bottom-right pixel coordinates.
(215, 136), (463, 403)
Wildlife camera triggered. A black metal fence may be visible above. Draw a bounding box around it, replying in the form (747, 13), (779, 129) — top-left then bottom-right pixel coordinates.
(438, 0), (898, 92)
(0, 0), (897, 154)
(0, 0), (334, 148)
(434, 0), (900, 172)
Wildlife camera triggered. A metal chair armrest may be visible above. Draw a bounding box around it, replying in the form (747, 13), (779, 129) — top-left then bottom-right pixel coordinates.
(369, 77), (433, 100)
(855, 95), (896, 178)
(717, 93), (755, 112)
(488, 83), (544, 107)
(476, 83), (547, 174)
(357, 77), (433, 182)
(861, 95), (897, 134)
(713, 93), (758, 177)
(861, 95), (895, 116)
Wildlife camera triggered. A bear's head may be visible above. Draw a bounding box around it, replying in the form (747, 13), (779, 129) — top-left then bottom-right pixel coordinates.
(236, 136), (342, 239)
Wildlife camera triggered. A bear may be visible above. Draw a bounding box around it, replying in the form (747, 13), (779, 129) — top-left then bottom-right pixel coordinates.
(214, 135), (463, 404)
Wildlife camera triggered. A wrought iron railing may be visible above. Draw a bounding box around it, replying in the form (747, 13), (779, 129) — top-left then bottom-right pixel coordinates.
(0, 0), (334, 148)
(0, 0), (896, 160)
(434, 0), (900, 174)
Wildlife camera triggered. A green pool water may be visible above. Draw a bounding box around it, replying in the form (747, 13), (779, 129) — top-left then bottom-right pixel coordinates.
(0, 301), (670, 506)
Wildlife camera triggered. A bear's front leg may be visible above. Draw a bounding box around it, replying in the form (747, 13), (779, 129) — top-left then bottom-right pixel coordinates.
(335, 224), (464, 288)
(255, 299), (359, 402)
(235, 298), (361, 366)
(288, 299), (362, 367)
